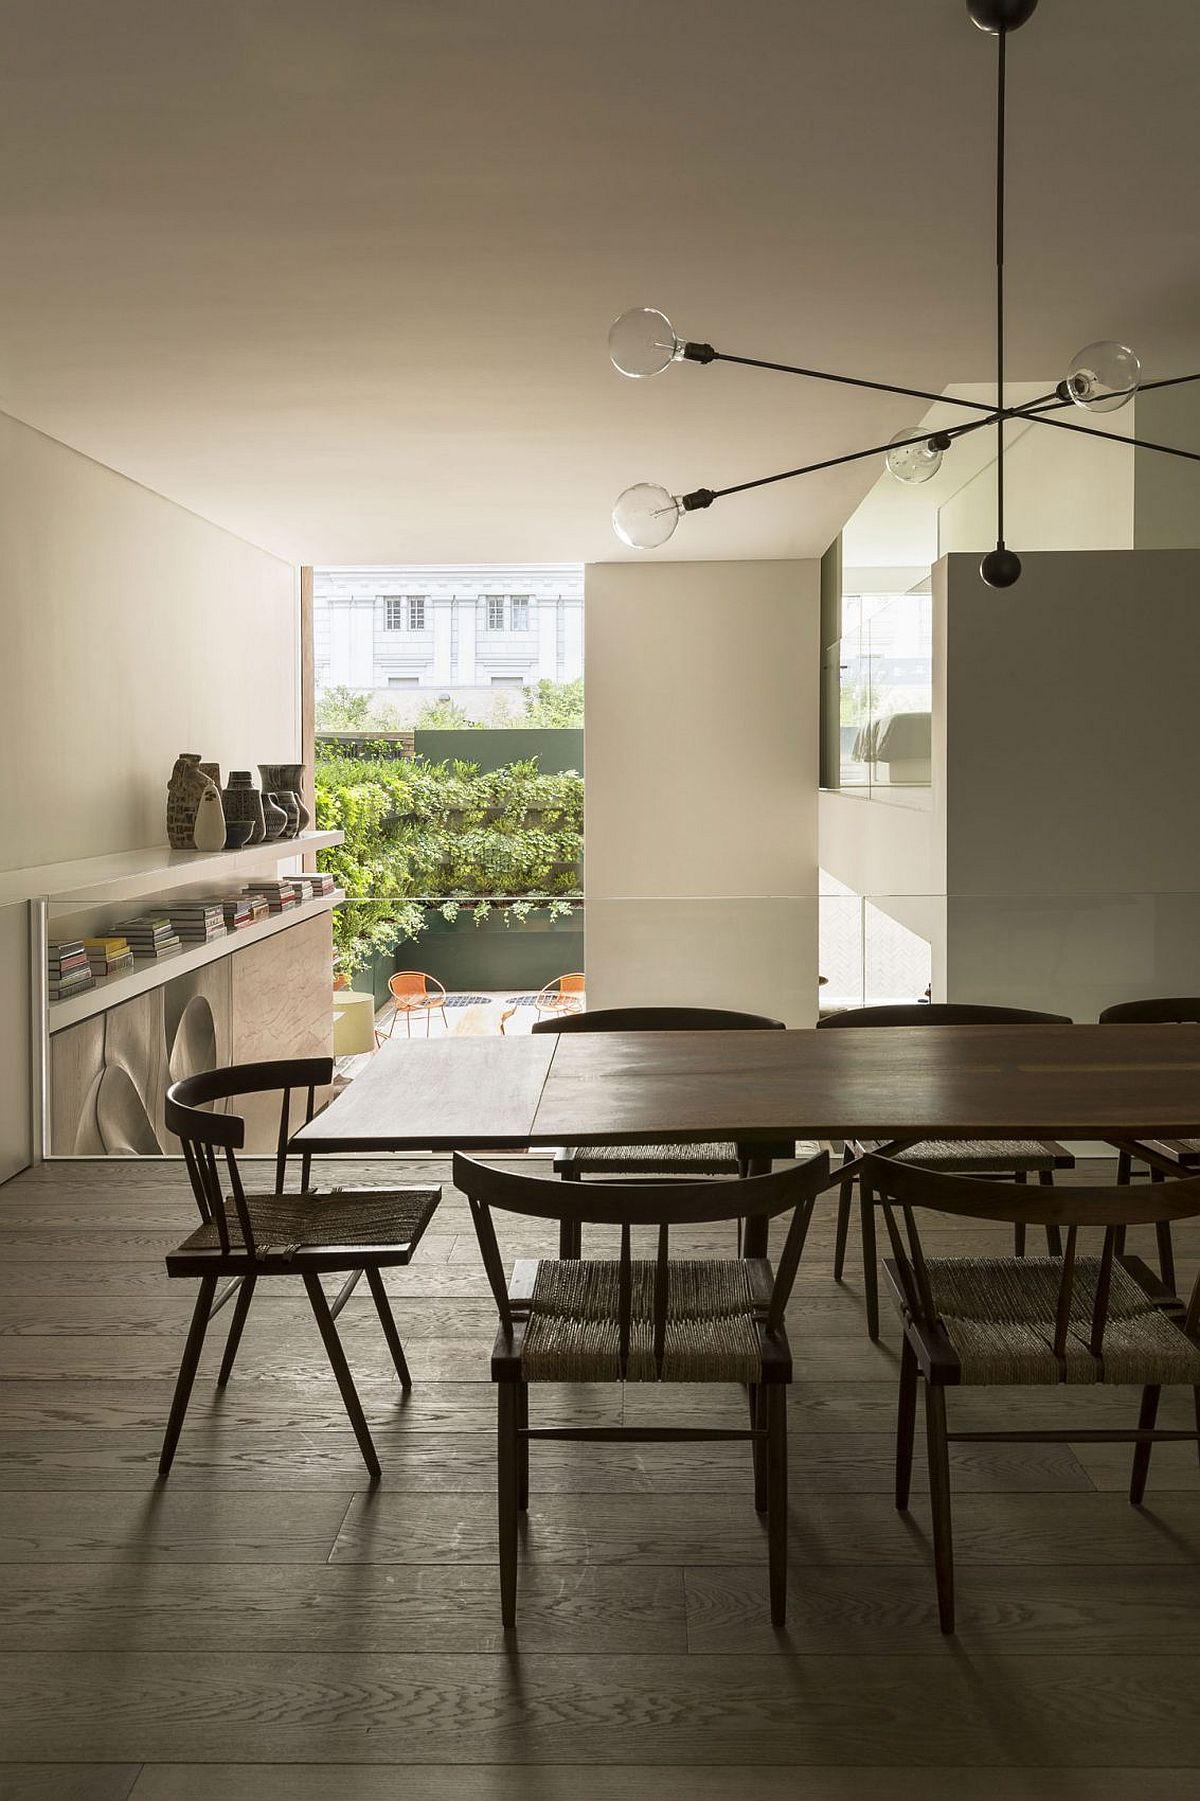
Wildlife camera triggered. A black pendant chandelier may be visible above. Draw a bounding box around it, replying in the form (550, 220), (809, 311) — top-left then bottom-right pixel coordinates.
(608, 0), (1200, 588)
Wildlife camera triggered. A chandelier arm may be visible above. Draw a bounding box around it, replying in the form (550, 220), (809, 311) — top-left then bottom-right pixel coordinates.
(1023, 413), (1200, 464)
(696, 416), (999, 505)
(706, 351), (998, 415)
(994, 26), (1007, 553)
(1018, 372), (1200, 421)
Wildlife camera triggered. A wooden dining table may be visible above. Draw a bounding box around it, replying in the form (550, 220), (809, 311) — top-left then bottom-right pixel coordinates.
(295, 1019), (1200, 1154)
(294, 1021), (1200, 1262)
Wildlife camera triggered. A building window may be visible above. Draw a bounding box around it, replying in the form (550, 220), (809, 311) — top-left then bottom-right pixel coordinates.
(490, 675), (524, 689)
(486, 596), (506, 632)
(383, 595), (425, 631)
(510, 595), (530, 630)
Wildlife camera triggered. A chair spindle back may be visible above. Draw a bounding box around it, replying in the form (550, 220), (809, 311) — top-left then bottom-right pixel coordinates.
(454, 1151), (830, 1357)
(863, 1152), (1200, 1352)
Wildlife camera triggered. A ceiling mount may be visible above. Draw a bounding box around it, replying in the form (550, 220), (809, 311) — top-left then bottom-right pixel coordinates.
(608, 0), (1200, 588)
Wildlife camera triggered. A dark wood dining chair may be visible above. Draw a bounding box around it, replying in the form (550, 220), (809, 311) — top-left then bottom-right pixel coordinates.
(1097, 997), (1200, 1290)
(531, 1005), (787, 1256)
(864, 1150), (1200, 1632)
(453, 1148), (831, 1628)
(161, 1058), (441, 1480)
(816, 1003), (1075, 1337)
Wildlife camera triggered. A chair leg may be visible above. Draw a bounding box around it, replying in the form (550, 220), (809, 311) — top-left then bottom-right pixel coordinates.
(1037, 1170), (1063, 1256)
(1012, 1169), (1027, 1258)
(895, 1338), (918, 1510)
(365, 1266), (413, 1389)
(302, 1271), (380, 1480)
(1149, 1168), (1177, 1292)
(860, 1188), (879, 1340)
(1129, 1384), (1161, 1505)
(924, 1383), (955, 1634)
(559, 1169), (582, 1259)
(1116, 1149), (1132, 1185)
(766, 1384), (788, 1627)
(159, 1275), (218, 1476)
(498, 1382), (519, 1627)
(749, 1382), (767, 1512)
(833, 1181), (853, 1282)
(216, 1274), (256, 1388)
(516, 1382), (529, 1512)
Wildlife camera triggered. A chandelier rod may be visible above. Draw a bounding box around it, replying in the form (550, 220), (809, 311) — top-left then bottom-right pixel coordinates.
(1022, 411), (1200, 464)
(995, 26), (1007, 556)
(703, 350), (998, 416)
(696, 414), (998, 507)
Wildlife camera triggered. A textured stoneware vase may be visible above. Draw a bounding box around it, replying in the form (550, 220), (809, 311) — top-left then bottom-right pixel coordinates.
(261, 792), (289, 842)
(258, 764), (312, 834)
(272, 791), (302, 839)
(222, 771), (267, 845)
(192, 785), (227, 852)
(167, 754), (215, 849)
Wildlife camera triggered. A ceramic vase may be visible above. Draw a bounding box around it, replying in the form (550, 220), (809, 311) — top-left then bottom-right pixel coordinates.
(258, 764), (312, 835)
(224, 820), (254, 851)
(272, 791), (301, 839)
(222, 771), (266, 845)
(261, 792), (289, 842)
(198, 761), (222, 790)
(192, 785), (227, 852)
(167, 753), (216, 849)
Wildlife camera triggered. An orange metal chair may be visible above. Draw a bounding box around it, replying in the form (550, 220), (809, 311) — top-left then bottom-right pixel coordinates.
(380, 971), (449, 1040)
(533, 972), (585, 1022)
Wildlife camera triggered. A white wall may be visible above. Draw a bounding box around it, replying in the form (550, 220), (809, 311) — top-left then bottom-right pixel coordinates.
(940, 548), (1200, 1020)
(0, 413), (298, 1180)
(1134, 385), (1200, 549)
(938, 413), (1135, 556)
(583, 560), (820, 1026)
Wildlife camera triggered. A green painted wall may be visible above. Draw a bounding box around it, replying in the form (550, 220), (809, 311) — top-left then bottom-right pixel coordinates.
(414, 728), (583, 773)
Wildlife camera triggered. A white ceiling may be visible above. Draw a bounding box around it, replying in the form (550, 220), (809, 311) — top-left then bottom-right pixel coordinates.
(1, 0), (1197, 566)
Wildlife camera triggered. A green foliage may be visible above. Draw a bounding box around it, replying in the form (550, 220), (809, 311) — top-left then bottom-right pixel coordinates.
(316, 746), (583, 972)
(412, 695), (475, 729)
(316, 686), (402, 732)
(519, 677), (584, 727)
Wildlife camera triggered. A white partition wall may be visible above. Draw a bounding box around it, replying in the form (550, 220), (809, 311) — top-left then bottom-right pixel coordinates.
(583, 559), (820, 1025)
(0, 412), (299, 1179)
(939, 547), (1200, 1022)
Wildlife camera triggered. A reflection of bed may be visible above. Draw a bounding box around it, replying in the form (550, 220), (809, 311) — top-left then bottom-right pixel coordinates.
(871, 711), (932, 784)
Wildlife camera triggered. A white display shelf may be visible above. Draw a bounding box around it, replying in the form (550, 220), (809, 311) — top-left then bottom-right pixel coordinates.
(47, 889), (345, 1034)
(3, 831), (343, 910)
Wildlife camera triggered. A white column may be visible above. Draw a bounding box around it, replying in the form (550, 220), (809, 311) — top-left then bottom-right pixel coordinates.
(536, 596), (558, 680)
(431, 594), (453, 685)
(455, 595), (478, 685)
(583, 560), (821, 1025)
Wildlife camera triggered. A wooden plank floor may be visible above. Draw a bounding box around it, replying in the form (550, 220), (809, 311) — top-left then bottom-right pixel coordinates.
(1, 1155), (1199, 1800)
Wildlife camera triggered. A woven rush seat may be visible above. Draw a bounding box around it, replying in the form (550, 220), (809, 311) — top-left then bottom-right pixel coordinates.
(521, 1257), (763, 1382)
(892, 1139), (1064, 1172)
(177, 1187), (440, 1259)
(556, 1140), (740, 1176)
(927, 1255), (1200, 1386)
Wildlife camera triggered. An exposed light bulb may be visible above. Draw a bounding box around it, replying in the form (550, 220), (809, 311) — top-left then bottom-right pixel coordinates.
(608, 308), (683, 379)
(611, 483), (681, 549)
(885, 427), (946, 485)
(1064, 341), (1140, 413)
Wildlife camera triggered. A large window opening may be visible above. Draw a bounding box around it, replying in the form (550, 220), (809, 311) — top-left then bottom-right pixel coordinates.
(312, 564), (584, 1056)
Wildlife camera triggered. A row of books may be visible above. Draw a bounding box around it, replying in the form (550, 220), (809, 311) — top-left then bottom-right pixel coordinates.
(48, 879), (338, 1000)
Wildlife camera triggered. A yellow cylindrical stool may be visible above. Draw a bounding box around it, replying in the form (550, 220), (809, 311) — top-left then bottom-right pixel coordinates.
(332, 989), (377, 1055)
